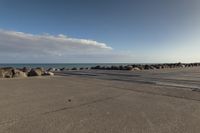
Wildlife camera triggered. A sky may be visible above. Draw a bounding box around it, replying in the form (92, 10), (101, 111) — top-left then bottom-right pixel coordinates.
(0, 0), (200, 63)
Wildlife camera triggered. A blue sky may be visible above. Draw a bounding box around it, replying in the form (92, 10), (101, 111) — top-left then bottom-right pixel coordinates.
(0, 0), (200, 63)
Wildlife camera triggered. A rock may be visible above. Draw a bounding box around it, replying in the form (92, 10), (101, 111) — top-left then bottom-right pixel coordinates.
(111, 66), (120, 70)
(55, 68), (60, 71)
(47, 68), (56, 72)
(135, 65), (144, 70)
(158, 65), (163, 69)
(85, 67), (89, 70)
(150, 65), (156, 69)
(177, 62), (182, 66)
(144, 65), (151, 70)
(152, 65), (161, 69)
(105, 66), (111, 70)
(12, 69), (27, 78)
(71, 67), (78, 70)
(132, 67), (141, 71)
(0, 67), (14, 78)
(43, 71), (54, 76)
(21, 67), (27, 72)
(91, 65), (101, 69)
(80, 67), (84, 70)
(125, 65), (133, 71)
(28, 68), (44, 76)
(186, 64), (191, 67)
(60, 67), (65, 71)
(131, 64), (137, 68)
(99, 66), (105, 70)
(20, 67), (31, 75)
(36, 67), (44, 71)
(162, 65), (168, 69)
(0, 68), (27, 78)
(119, 65), (124, 70)
(68, 99), (72, 102)
(181, 64), (186, 68)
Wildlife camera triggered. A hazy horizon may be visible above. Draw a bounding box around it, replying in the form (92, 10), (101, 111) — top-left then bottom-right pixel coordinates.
(0, 0), (200, 63)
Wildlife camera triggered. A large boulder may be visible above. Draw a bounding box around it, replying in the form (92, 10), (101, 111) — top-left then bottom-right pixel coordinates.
(152, 65), (161, 69)
(60, 67), (65, 71)
(71, 67), (78, 70)
(80, 67), (84, 70)
(113, 66), (120, 70)
(85, 67), (90, 70)
(12, 69), (27, 78)
(139, 65), (145, 70)
(0, 67), (14, 78)
(47, 68), (56, 72)
(43, 71), (54, 76)
(119, 65), (124, 70)
(28, 68), (45, 76)
(91, 65), (101, 69)
(144, 65), (151, 70)
(21, 67), (31, 74)
(132, 67), (141, 71)
(125, 65), (133, 71)
(0, 68), (5, 78)
(144, 65), (155, 70)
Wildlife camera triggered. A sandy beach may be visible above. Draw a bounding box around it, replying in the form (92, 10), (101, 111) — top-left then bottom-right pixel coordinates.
(1, 67), (200, 133)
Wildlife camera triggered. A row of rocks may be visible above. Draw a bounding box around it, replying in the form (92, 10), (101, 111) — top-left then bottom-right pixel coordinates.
(90, 63), (200, 71)
(45, 63), (200, 72)
(0, 67), (54, 78)
(47, 67), (90, 72)
(1, 63), (200, 78)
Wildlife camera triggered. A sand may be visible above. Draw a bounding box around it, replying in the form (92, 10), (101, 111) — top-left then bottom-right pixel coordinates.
(1, 67), (200, 133)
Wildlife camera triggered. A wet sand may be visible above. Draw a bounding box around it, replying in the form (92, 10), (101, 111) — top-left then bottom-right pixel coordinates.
(1, 67), (200, 133)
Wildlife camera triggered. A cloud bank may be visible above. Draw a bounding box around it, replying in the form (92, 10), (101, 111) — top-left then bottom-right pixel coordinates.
(0, 29), (115, 62)
(1, 29), (199, 63)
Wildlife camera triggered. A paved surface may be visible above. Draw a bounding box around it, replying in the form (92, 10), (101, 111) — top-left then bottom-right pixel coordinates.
(1, 67), (200, 133)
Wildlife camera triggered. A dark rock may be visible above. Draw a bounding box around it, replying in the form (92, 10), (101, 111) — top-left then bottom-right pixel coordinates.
(55, 68), (60, 71)
(85, 67), (89, 70)
(119, 65), (124, 70)
(125, 65), (133, 71)
(80, 67), (84, 70)
(28, 68), (45, 76)
(91, 65), (102, 70)
(71, 67), (78, 70)
(47, 68), (56, 72)
(60, 67), (66, 71)
(144, 65), (151, 70)
(111, 66), (119, 70)
(153, 65), (162, 69)
(21, 67), (30, 73)
(68, 99), (71, 102)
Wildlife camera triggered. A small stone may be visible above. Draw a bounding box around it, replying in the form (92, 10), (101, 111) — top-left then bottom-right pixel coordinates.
(68, 99), (72, 102)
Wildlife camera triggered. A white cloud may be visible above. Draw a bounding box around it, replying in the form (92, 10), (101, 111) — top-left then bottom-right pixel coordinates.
(0, 29), (114, 62)
(2, 29), (199, 63)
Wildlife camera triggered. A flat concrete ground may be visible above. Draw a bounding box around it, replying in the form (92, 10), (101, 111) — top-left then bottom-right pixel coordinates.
(1, 67), (200, 133)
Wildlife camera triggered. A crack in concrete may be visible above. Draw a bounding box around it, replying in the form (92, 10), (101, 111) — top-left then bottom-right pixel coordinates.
(0, 93), (127, 127)
(43, 93), (126, 115)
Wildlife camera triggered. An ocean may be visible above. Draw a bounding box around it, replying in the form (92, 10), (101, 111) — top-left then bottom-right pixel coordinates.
(0, 63), (132, 69)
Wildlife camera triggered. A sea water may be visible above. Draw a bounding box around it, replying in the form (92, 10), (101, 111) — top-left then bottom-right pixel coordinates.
(0, 63), (132, 69)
